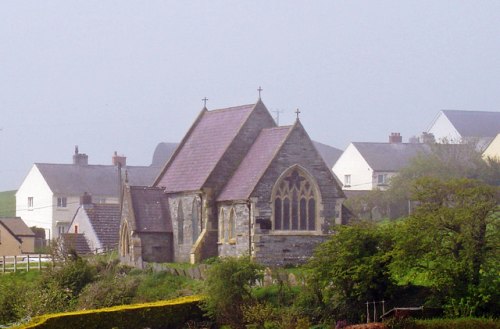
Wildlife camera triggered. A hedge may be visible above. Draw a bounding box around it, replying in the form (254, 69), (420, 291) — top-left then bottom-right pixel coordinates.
(12, 295), (204, 329)
(414, 318), (500, 329)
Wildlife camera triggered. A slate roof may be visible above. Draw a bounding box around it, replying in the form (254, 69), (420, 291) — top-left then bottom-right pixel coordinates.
(156, 104), (256, 192)
(151, 142), (178, 167)
(130, 186), (172, 233)
(312, 141), (343, 169)
(353, 142), (429, 172)
(218, 126), (292, 201)
(61, 233), (92, 255)
(35, 163), (160, 196)
(441, 110), (500, 138)
(84, 204), (121, 250)
(0, 217), (35, 239)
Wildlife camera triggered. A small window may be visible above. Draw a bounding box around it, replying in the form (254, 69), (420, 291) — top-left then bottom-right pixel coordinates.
(344, 175), (351, 187)
(28, 197), (34, 209)
(218, 208), (225, 243)
(377, 174), (388, 185)
(58, 225), (67, 235)
(228, 209), (236, 243)
(57, 197), (67, 208)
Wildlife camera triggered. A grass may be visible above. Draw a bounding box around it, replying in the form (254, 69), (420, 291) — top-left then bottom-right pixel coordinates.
(0, 190), (16, 217)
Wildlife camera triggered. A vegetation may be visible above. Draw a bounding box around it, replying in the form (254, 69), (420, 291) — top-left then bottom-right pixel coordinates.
(201, 256), (263, 329)
(0, 254), (203, 327)
(0, 190), (16, 217)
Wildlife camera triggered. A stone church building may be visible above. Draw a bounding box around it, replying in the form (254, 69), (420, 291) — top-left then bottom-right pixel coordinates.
(119, 99), (345, 267)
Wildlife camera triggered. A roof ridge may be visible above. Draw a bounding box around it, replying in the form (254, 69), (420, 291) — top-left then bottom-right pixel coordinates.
(207, 103), (256, 113)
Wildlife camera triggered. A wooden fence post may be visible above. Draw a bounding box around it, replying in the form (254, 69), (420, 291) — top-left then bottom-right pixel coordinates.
(27, 254), (30, 272)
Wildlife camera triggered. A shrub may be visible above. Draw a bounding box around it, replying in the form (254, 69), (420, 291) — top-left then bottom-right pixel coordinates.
(201, 256), (263, 329)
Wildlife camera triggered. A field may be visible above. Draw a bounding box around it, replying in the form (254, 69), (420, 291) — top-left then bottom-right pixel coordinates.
(0, 190), (16, 217)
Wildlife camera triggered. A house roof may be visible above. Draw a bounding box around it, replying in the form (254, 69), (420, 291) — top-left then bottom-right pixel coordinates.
(218, 126), (292, 201)
(313, 141), (343, 169)
(83, 204), (121, 250)
(352, 142), (429, 172)
(155, 104), (256, 192)
(441, 110), (500, 138)
(61, 233), (92, 255)
(0, 217), (35, 239)
(35, 163), (160, 196)
(130, 186), (172, 233)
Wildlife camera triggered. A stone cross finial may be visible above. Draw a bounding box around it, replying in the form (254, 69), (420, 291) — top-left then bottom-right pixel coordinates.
(258, 86), (263, 99)
(295, 108), (301, 120)
(202, 97), (208, 108)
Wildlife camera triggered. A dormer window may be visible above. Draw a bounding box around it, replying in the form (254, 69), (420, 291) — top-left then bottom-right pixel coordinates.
(272, 167), (320, 231)
(28, 197), (34, 209)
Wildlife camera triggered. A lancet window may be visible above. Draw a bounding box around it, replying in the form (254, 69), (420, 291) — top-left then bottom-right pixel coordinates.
(273, 168), (318, 231)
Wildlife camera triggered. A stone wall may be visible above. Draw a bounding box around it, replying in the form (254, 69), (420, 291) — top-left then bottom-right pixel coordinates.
(218, 203), (251, 258)
(253, 233), (329, 266)
(140, 232), (174, 263)
(252, 122), (343, 233)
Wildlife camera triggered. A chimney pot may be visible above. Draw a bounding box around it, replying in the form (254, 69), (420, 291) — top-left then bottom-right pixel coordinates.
(80, 192), (92, 206)
(389, 132), (403, 143)
(112, 152), (127, 167)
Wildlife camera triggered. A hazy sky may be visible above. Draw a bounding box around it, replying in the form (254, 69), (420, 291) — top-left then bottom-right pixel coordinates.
(1, 1), (499, 191)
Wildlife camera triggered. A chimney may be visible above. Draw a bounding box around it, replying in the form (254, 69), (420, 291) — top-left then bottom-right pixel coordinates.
(389, 132), (402, 143)
(112, 151), (127, 167)
(80, 192), (92, 208)
(73, 145), (89, 165)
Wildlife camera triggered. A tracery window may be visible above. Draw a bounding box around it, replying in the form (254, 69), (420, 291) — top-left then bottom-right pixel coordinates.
(273, 168), (318, 231)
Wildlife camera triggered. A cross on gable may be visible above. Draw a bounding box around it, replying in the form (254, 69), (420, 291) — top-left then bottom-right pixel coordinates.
(258, 86), (263, 99)
(202, 97), (208, 108)
(295, 108), (301, 119)
(285, 170), (305, 190)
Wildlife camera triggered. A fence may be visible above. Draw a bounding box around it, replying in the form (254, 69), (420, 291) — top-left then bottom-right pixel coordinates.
(0, 254), (52, 274)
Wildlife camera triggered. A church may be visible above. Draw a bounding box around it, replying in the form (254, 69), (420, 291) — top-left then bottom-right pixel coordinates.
(119, 97), (345, 267)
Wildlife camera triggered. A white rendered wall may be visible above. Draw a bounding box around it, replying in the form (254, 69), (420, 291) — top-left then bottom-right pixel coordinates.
(68, 206), (101, 251)
(428, 112), (461, 143)
(332, 144), (374, 191)
(16, 166), (54, 239)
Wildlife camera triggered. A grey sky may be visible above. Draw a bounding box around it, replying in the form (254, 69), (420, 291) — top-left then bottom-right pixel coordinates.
(1, 1), (499, 191)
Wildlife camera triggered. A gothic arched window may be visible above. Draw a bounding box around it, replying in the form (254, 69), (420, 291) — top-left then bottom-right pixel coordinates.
(192, 198), (201, 243)
(219, 208), (225, 243)
(228, 208), (236, 242)
(272, 167), (319, 231)
(177, 200), (184, 245)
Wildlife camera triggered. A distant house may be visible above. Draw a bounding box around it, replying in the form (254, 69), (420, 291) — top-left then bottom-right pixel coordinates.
(483, 133), (500, 161)
(120, 99), (345, 267)
(16, 146), (174, 241)
(65, 193), (121, 254)
(0, 217), (35, 256)
(427, 110), (500, 148)
(332, 133), (429, 191)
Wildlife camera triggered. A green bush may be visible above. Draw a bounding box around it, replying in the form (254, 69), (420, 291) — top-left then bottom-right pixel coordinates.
(76, 275), (140, 309)
(201, 256), (263, 329)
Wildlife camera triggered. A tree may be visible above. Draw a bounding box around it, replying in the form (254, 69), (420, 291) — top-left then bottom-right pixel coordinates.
(300, 222), (395, 322)
(201, 256), (263, 329)
(390, 177), (499, 315)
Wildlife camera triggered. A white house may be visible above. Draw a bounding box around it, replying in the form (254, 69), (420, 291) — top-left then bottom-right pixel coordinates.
(483, 133), (500, 161)
(65, 193), (121, 254)
(427, 110), (500, 148)
(16, 147), (169, 241)
(332, 133), (429, 191)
